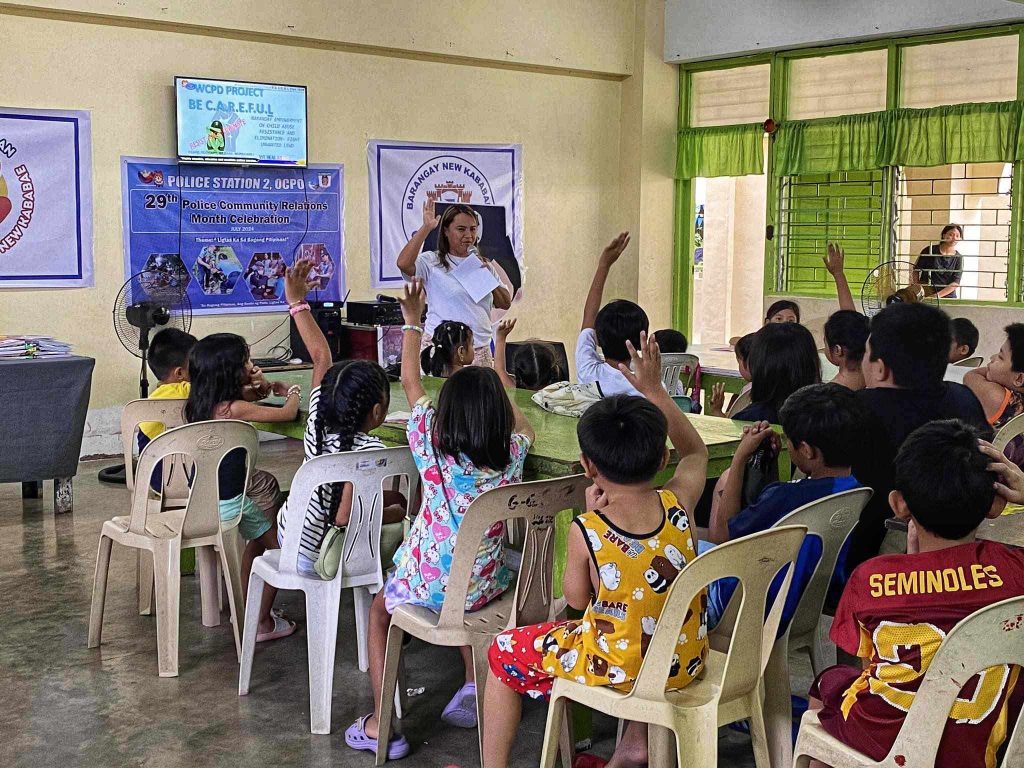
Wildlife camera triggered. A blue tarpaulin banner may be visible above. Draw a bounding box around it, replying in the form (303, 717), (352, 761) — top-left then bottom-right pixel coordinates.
(121, 157), (343, 314)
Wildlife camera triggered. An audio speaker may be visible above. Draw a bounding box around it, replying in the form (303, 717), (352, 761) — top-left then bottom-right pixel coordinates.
(290, 301), (344, 362)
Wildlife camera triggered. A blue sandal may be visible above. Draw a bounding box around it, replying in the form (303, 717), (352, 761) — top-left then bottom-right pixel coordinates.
(441, 682), (478, 729)
(345, 714), (410, 760)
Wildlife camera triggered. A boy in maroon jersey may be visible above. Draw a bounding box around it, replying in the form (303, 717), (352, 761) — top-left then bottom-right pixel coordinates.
(810, 420), (1024, 768)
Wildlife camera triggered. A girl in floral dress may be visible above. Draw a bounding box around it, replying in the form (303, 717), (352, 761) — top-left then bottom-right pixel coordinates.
(345, 279), (535, 760)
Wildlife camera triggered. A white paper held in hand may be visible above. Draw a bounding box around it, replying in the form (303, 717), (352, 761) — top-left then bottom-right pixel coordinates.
(451, 249), (501, 303)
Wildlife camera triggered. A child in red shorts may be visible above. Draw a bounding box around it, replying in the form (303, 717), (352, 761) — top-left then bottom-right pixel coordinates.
(478, 333), (711, 768)
(809, 420), (1024, 768)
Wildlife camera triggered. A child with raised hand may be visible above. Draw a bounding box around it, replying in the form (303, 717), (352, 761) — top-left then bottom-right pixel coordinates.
(421, 320), (475, 377)
(345, 277), (536, 760)
(823, 310), (870, 391)
(808, 421), (1024, 768)
(275, 259), (407, 579)
(577, 232), (650, 398)
(475, 332), (710, 768)
(184, 325), (301, 642)
(823, 241), (856, 312)
(705, 383), (865, 628)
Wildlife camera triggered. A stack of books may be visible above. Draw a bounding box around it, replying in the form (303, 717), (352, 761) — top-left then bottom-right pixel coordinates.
(0, 335), (72, 359)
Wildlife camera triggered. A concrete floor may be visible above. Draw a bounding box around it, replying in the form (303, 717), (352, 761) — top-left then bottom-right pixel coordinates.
(0, 441), (802, 768)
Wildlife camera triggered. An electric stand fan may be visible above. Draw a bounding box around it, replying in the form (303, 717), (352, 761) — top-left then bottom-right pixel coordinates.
(98, 269), (192, 484)
(860, 260), (942, 318)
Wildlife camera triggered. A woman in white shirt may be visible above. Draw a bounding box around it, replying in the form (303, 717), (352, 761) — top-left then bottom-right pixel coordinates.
(396, 201), (512, 366)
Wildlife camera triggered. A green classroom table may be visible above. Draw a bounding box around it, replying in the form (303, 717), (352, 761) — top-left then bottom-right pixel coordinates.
(253, 372), (791, 585)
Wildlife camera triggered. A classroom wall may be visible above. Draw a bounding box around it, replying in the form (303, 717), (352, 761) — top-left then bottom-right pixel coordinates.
(0, 2), (679, 456)
(664, 0), (1024, 63)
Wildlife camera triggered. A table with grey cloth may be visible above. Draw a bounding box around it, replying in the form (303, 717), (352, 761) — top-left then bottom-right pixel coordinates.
(0, 355), (94, 512)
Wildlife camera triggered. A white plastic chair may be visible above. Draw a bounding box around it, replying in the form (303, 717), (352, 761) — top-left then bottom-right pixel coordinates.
(88, 420), (255, 677)
(793, 594), (1024, 768)
(994, 412), (1024, 454)
(760, 488), (871, 768)
(660, 352), (699, 395)
(539, 525), (807, 768)
(238, 447), (420, 734)
(727, 388), (753, 417)
(955, 356), (984, 368)
(120, 398), (189, 617)
(376, 475), (589, 765)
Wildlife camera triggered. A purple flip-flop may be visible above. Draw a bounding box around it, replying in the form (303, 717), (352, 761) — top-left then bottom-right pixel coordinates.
(440, 682), (478, 729)
(345, 714), (411, 760)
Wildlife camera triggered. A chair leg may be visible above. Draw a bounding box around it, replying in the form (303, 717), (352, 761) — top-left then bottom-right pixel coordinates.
(764, 643), (794, 768)
(376, 622), (406, 767)
(747, 691), (772, 768)
(220, 528), (246, 659)
(306, 587), (341, 735)
(672, 704), (717, 768)
(88, 534), (114, 648)
(353, 587), (373, 673)
(238, 569), (265, 696)
(539, 693), (568, 768)
(152, 542), (182, 678)
(649, 725), (678, 768)
(470, 640), (493, 764)
(557, 701), (575, 768)
(196, 546), (221, 627)
(137, 549), (154, 616)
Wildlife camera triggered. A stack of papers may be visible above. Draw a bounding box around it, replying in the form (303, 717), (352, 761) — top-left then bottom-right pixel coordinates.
(0, 335), (72, 358)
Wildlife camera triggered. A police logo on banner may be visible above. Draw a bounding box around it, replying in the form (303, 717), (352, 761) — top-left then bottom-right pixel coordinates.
(368, 141), (523, 290)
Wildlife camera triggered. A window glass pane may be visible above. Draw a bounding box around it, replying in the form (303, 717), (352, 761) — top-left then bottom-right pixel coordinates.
(691, 64), (770, 127)
(777, 170), (884, 296)
(900, 36), (1017, 108)
(895, 163), (1011, 302)
(788, 49), (888, 120)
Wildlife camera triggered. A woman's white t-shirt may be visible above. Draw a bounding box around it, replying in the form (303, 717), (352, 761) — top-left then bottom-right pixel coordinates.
(413, 250), (496, 346)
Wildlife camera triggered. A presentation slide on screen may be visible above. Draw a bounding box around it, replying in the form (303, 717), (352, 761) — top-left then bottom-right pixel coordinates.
(175, 77), (307, 166)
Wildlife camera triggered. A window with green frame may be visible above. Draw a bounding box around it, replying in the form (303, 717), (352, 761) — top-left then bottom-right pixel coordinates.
(675, 27), (1024, 318)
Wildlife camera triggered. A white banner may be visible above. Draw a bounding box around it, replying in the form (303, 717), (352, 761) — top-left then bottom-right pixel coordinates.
(0, 108), (93, 288)
(368, 140), (523, 291)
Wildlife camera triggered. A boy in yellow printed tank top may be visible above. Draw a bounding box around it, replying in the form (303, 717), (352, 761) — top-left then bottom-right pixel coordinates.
(478, 333), (710, 768)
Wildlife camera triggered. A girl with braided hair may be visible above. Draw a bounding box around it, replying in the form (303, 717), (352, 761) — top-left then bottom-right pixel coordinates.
(275, 358), (407, 576)
(420, 320), (474, 377)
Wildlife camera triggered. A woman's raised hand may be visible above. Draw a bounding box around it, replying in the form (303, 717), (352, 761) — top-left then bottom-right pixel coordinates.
(400, 278), (427, 326)
(422, 199), (441, 231)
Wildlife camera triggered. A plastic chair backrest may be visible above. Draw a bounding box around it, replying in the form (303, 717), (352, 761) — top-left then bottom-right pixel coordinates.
(726, 388), (752, 417)
(439, 476), (589, 630)
(130, 420), (258, 541)
(630, 526), (806, 704)
(120, 398), (187, 493)
(277, 446), (420, 579)
(660, 353), (699, 394)
(955, 356), (984, 368)
(774, 487), (872, 641)
(882, 595), (1024, 767)
(993, 412), (1024, 453)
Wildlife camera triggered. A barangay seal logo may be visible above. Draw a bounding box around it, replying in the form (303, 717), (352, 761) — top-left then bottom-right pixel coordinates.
(402, 155), (495, 240)
(0, 141), (36, 255)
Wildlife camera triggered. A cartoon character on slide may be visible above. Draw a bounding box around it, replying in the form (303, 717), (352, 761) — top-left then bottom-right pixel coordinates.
(207, 121), (226, 153)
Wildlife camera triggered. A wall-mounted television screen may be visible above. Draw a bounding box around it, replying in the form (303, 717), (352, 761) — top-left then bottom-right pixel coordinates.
(175, 76), (307, 167)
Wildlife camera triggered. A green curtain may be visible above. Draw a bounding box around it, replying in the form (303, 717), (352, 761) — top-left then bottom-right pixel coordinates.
(675, 123), (764, 179)
(772, 101), (1024, 175)
(881, 102), (1021, 167)
(773, 111), (885, 176)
